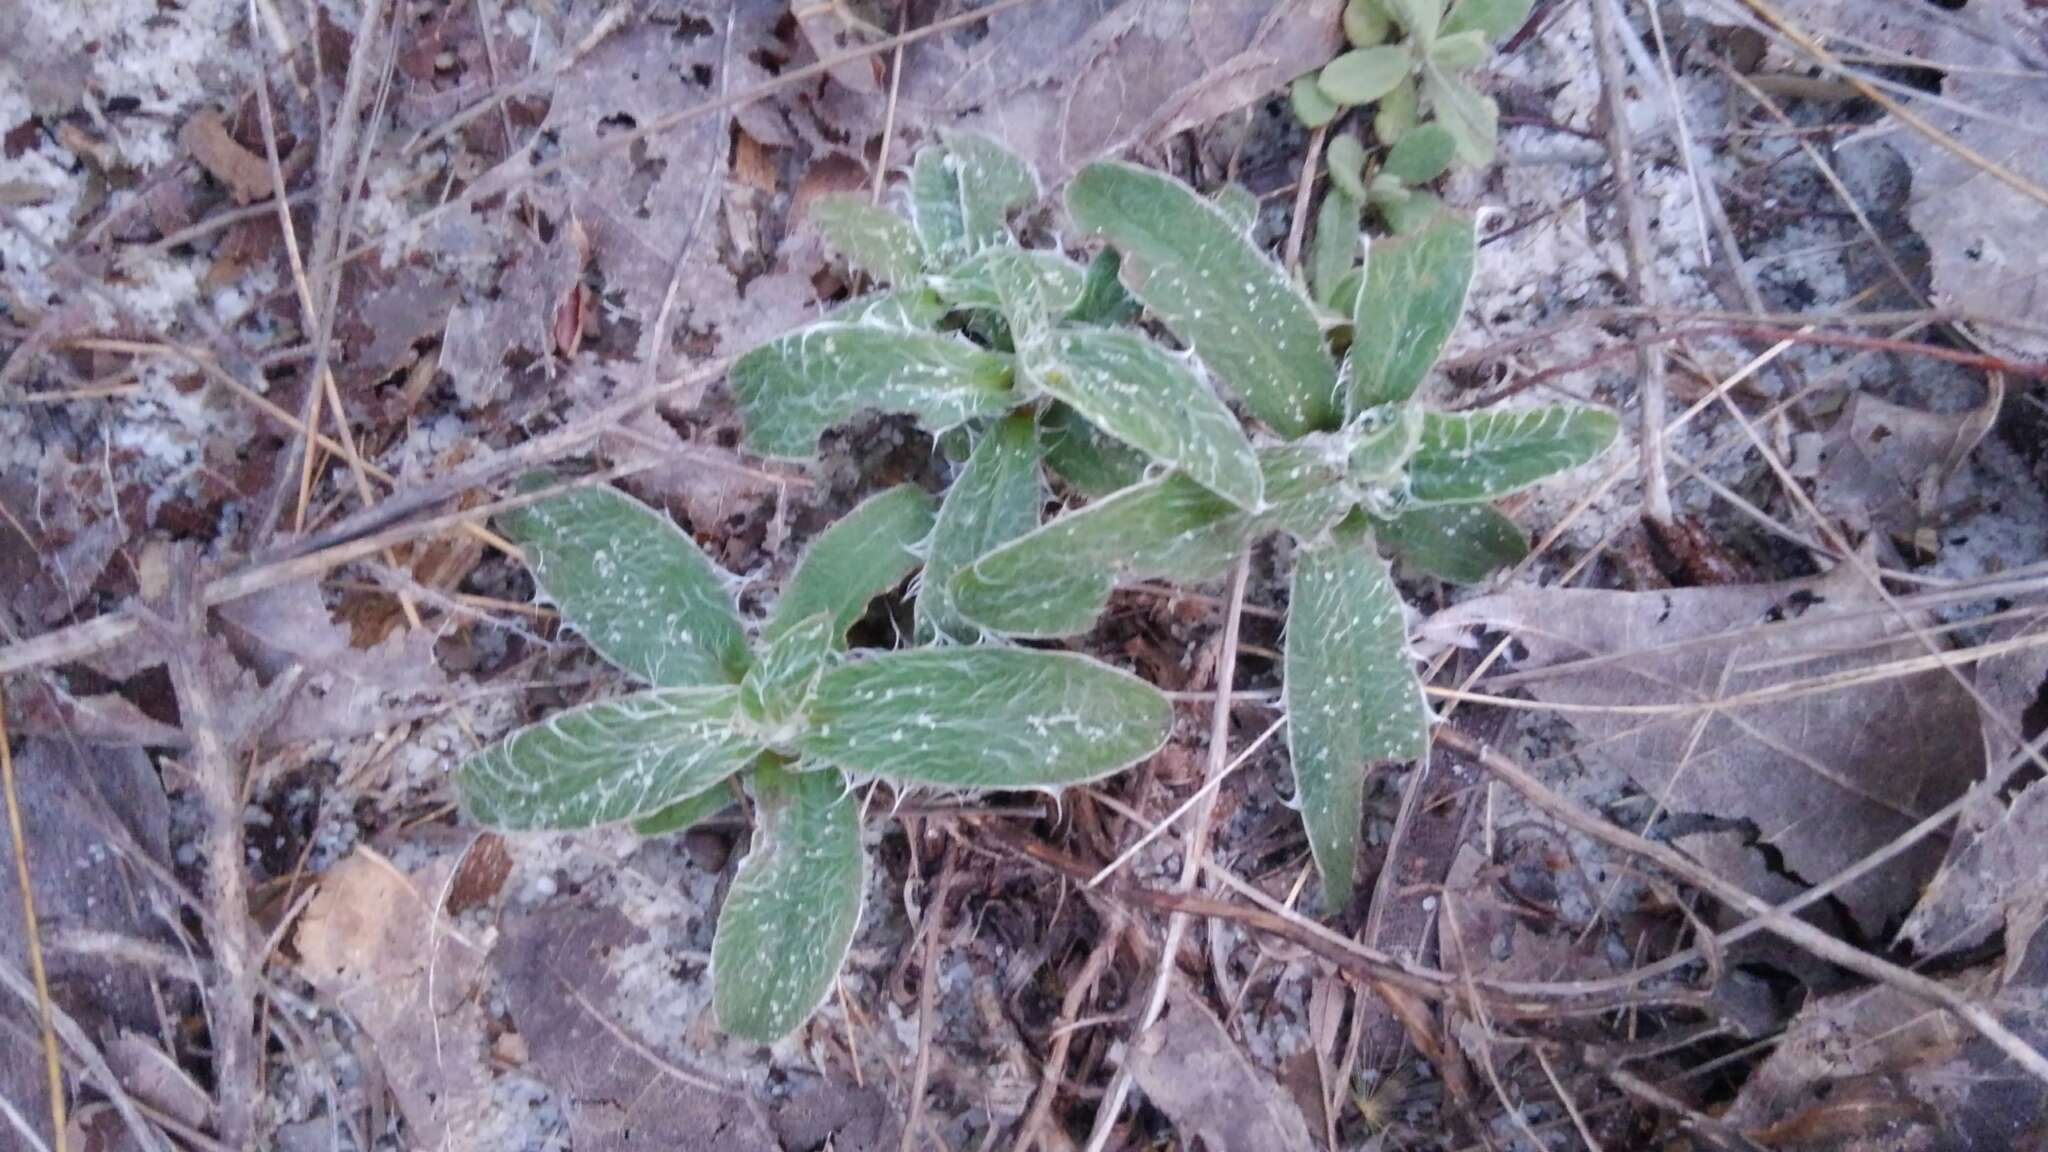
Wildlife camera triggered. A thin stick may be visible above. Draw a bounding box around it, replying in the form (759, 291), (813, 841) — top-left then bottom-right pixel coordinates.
(1433, 725), (2048, 1084)
(1590, 0), (1673, 526)
(1083, 553), (1253, 1152)
(1085, 714), (1287, 888)
(900, 852), (954, 1152)
(1, 685), (67, 1152)
(1010, 905), (1125, 1152)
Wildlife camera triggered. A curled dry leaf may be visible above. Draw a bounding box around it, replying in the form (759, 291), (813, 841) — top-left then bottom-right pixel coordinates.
(1813, 389), (2000, 551)
(1425, 564), (1982, 936)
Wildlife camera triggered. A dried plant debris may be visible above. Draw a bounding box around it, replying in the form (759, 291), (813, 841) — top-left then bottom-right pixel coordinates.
(1428, 563), (1984, 936)
(1125, 986), (1319, 1152)
(294, 848), (496, 1147)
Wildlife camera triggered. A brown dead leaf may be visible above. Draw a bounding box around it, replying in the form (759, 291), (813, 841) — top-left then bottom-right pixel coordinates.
(1900, 600), (2048, 957)
(898, 0), (1344, 184)
(1441, 844), (1613, 989)
(295, 849), (492, 1148)
(1727, 911), (2048, 1151)
(1125, 985), (1318, 1152)
(494, 900), (778, 1150)
(180, 108), (274, 204)
(437, 208), (588, 410)
(1814, 389), (1999, 552)
(1425, 564), (1982, 935)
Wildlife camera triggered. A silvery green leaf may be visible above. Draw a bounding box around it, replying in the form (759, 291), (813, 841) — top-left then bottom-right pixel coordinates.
(1344, 403), (1424, 479)
(832, 288), (945, 329)
(810, 194), (924, 285)
(1429, 29), (1489, 71)
(733, 324), (1016, 459)
(1327, 265), (1364, 319)
(1442, 0), (1532, 41)
(1066, 249), (1140, 327)
(1421, 64), (1498, 167)
(916, 411), (1045, 643)
(1345, 0), (1392, 47)
(711, 762), (864, 1043)
(1212, 183), (1259, 234)
(933, 248), (1087, 319)
(1374, 502), (1527, 583)
(802, 649), (1172, 789)
(765, 484), (937, 645)
(1408, 405), (1619, 503)
(1374, 75), (1421, 143)
(632, 778), (738, 837)
(1250, 440), (1357, 540)
(1291, 73), (1341, 127)
(1379, 188), (1446, 234)
(1285, 525), (1429, 909)
(502, 485), (749, 687)
(463, 687), (763, 830)
(1067, 161), (1339, 438)
(1311, 187), (1364, 309)
(1384, 0), (1444, 42)
(1041, 402), (1148, 498)
(1318, 45), (1414, 107)
(1033, 329), (1263, 510)
(1381, 123), (1458, 185)
(952, 473), (1250, 638)
(1326, 133), (1369, 201)
(909, 134), (1036, 260)
(742, 614), (836, 733)
(1347, 211), (1475, 413)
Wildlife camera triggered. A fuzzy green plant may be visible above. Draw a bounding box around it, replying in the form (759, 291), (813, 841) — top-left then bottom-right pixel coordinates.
(928, 161), (1617, 910)
(1293, 0), (1531, 170)
(457, 481), (1171, 1042)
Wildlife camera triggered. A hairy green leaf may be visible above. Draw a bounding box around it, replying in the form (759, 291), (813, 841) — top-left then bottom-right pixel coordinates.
(1375, 75), (1420, 143)
(1327, 133), (1369, 201)
(1378, 187), (1445, 234)
(1344, 403), (1424, 479)
(1311, 187), (1364, 309)
(1348, 211), (1475, 413)
(1374, 502), (1527, 583)
(1319, 46), (1414, 106)
(1408, 405), (1619, 503)
(832, 288), (946, 329)
(1032, 329), (1263, 510)
(1066, 249), (1140, 327)
(733, 324), (1016, 458)
(1385, 0), (1444, 42)
(766, 484), (937, 645)
(1429, 29), (1489, 71)
(1422, 64), (1498, 167)
(1213, 183), (1259, 234)
(711, 762), (864, 1042)
(951, 473), (1248, 638)
(632, 778), (739, 837)
(742, 614), (836, 734)
(910, 134), (1036, 260)
(803, 650), (1172, 788)
(917, 412), (1045, 643)
(1285, 528), (1429, 909)
(1291, 73), (1341, 128)
(1041, 403), (1148, 497)
(1067, 161), (1339, 437)
(1345, 0), (1392, 47)
(811, 194), (924, 285)
(463, 688), (763, 830)
(502, 485), (749, 688)
(1442, 0), (1532, 41)
(1381, 123), (1458, 185)
(933, 248), (1087, 318)
(1251, 440), (1358, 540)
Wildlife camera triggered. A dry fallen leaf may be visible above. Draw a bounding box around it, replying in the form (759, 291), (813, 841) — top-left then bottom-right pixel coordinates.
(179, 108), (274, 204)
(295, 848), (493, 1148)
(1814, 389), (2000, 552)
(1426, 563), (1982, 936)
(1125, 985), (1318, 1152)
(899, 0), (1345, 184)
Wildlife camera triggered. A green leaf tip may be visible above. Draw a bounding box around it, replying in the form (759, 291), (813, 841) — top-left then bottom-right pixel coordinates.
(732, 324), (1016, 459)
(1347, 211), (1476, 414)
(765, 483), (937, 646)
(1407, 405), (1619, 504)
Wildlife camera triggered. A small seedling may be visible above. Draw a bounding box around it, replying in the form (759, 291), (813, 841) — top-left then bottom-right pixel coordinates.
(940, 162), (1617, 910)
(1293, 0), (1531, 171)
(460, 481), (1171, 1042)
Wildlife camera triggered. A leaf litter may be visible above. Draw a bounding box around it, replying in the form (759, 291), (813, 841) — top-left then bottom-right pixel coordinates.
(9, 0), (2048, 1148)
